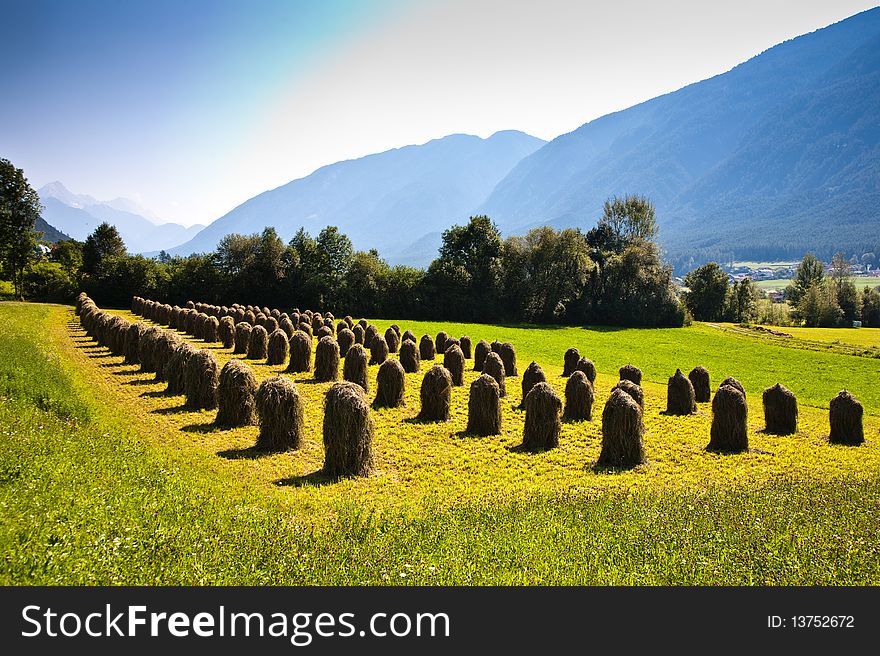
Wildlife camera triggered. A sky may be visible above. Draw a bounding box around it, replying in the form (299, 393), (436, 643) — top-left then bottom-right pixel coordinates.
(1, 0), (878, 227)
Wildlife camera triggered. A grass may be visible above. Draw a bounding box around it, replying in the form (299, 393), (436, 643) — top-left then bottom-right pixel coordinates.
(758, 324), (880, 349)
(753, 277), (879, 291)
(1, 301), (879, 585)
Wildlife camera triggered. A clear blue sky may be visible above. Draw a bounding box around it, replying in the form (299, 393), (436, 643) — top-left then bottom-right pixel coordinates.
(1, 0), (877, 227)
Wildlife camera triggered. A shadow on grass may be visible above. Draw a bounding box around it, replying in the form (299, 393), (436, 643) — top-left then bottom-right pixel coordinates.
(275, 469), (337, 488)
(151, 404), (193, 415)
(182, 421), (223, 434)
(123, 378), (158, 387)
(141, 389), (173, 399)
(402, 415), (447, 425)
(589, 460), (643, 474)
(112, 368), (142, 377)
(218, 445), (273, 460)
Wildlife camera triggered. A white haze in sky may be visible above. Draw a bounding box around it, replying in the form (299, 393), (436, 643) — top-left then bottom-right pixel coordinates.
(16, 0), (880, 226)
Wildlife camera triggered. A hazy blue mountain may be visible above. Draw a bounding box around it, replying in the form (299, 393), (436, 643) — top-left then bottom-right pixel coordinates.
(38, 182), (204, 253)
(168, 130), (546, 259)
(480, 8), (880, 263)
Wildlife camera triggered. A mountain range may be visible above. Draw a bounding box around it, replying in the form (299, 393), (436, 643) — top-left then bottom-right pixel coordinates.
(38, 182), (204, 253)
(43, 8), (880, 268)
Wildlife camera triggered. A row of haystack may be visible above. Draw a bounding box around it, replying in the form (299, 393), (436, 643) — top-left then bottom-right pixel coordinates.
(117, 295), (869, 474)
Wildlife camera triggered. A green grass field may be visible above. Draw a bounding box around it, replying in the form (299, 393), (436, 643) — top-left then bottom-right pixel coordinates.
(754, 277), (880, 292)
(1, 301), (879, 585)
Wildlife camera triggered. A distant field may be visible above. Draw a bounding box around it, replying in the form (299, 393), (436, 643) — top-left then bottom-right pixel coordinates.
(733, 261), (799, 270)
(755, 324), (880, 349)
(754, 277), (880, 291)
(1, 302), (879, 585)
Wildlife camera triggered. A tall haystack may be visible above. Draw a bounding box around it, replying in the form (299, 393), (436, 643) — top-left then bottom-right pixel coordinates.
(369, 335), (389, 366)
(562, 348), (580, 377)
(364, 324), (379, 350)
(483, 351), (507, 397)
(575, 357), (596, 384)
(419, 334), (436, 360)
(829, 390), (864, 445)
(666, 368), (696, 415)
(374, 358), (406, 408)
(390, 323), (401, 337)
(352, 324), (365, 345)
(459, 336), (472, 359)
(564, 370), (593, 421)
(219, 316), (236, 348)
(435, 331), (449, 354)
(314, 325), (332, 341)
(337, 328), (355, 358)
(708, 384), (748, 453)
(598, 388), (646, 468)
(184, 349), (220, 410)
(203, 316), (219, 343)
(399, 339), (420, 373)
(498, 342), (518, 377)
(443, 344), (465, 386)
(357, 318), (368, 330)
(234, 322), (252, 354)
(298, 322), (313, 340)
(165, 342), (196, 395)
(264, 316), (279, 335)
(311, 314), (324, 334)
(762, 383), (798, 435)
(522, 382), (562, 452)
(466, 374), (501, 436)
(255, 375), (304, 451)
(138, 326), (163, 372)
(343, 343), (369, 392)
(689, 366), (711, 403)
(278, 317), (295, 338)
(124, 321), (147, 365)
(418, 365), (452, 422)
(520, 361), (547, 409)
(286, 330), (312, 373)
(401, 329), (416, 344)
(314, 336), (341, 382)
(247, 325), (269, 360)
(473, 339), (491, 371)
(619, 364), (642, 385)
(611, 379), (644, 410)
(323, 382), (374, 478)
(267, 329), (290, 365)
(385, 327), (400, 354)
(216, 359), (258, 427)
(153, 331), (181, 381)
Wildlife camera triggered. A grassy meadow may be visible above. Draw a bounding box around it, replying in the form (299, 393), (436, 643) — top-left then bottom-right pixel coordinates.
(1, 301), (879, 585)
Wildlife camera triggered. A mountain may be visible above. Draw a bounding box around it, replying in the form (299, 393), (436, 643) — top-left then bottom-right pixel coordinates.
(38, 182), (205, 253)
(168, 130), (545, 261)
(35, 216), (69, 243)
(479, 8), (880, 264)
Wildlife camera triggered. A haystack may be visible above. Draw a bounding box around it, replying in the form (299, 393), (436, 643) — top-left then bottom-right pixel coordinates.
(473, 339), (491, 371)
(575, 357), (596, 384)
(598, 388), (646, 468)
(708, 384), (748, 453)
(443, 344), (465, 386)
(483, 351), (507, 397)
(520, 361), (547, 409)
(562, 348), (580, 377)
(619, 364), (642, 385)
(611, 379), (644, 410)
(688, 366), (711, 403)
(418, 365), (452, 422)
(234, 322), (252, 354)
(343, 343), (369, 392)
(419, 334), (436, 360)
(369, 335), (388, 366)
(247, 325), (269, 360)
(829, 390), (864, 445)
(184, 349), (220, 410)
(564, 370), (593, 421)
(255, 375), (304, 451)
(314, 336), (340, 382)
(762, 383), (798, 435)
(466, 374), (501, 436)
(521, 382), (562, 451)
(374, 358), (406, 408)
(216, 359), (257, 427)
(267, 329), (290, 365)
(323, 382), (374, 478)
(666, 368), (696, 415)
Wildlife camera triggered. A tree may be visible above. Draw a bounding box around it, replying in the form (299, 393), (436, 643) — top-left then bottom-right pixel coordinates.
(315, 226), (353, 309)
(82, 223), (126, 277)
(598, 195), (658, 248)
(0, 159), (42, 299)
(726, 278), (758, 324)
(51, 240), (83, 281)
(785, 253), (824, 305)
(861, 287), (880, 327)
(861, 252), (875, 271)
(683, 262), (729, 321)
(829, 252), (859, 323)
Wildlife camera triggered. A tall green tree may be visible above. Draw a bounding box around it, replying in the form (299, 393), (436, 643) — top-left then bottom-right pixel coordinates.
(598, 194), (658, 248)
(82, 223), (126, 277)
(0, 159), (42, 299)
(316, 226), (354, 309)
(785, 253), (824, 304)
(683, 262), (729, 321)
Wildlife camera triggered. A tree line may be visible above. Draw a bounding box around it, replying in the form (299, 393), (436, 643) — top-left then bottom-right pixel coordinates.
(1, 160), (685, 327)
